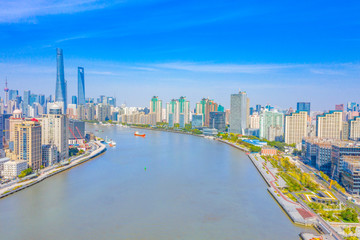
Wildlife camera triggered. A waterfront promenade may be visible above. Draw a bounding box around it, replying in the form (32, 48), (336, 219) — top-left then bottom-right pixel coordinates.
(0, 141), (106, 199)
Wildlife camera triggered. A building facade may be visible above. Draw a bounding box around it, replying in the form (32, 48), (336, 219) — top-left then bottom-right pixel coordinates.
(14, 120), (42, 170)
(284, 111), (308, 146)
(229, 91), (249, 134)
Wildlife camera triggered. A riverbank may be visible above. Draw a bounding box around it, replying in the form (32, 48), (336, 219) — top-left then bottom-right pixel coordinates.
(0, 141), (106, 199)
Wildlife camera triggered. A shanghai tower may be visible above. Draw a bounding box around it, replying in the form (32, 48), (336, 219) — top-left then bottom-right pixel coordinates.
(77, 67), (85, 105)
(55, 48), (67, 113)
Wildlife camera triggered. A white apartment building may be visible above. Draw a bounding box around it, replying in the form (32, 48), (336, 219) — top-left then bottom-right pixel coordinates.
(2, 161), (28, 179)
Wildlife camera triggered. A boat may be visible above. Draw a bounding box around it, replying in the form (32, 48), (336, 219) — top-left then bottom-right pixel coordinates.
(105, 137), (117, 147)
(134, 131), (146, 137)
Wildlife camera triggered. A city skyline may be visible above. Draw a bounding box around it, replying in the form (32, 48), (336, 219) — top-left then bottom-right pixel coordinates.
(1, 1), (360, 110)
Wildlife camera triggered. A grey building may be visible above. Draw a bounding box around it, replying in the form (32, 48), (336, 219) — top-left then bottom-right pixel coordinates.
(229, 91), (249, 134)
(209, 111), (226, 132)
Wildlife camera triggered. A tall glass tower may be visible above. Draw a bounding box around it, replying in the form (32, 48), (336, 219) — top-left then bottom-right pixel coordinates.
(77, 67), (85, 105)
(55, 48), (67, 113)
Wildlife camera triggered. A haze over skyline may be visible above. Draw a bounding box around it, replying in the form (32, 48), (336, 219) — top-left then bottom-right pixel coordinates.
(1, 0), (359, 110)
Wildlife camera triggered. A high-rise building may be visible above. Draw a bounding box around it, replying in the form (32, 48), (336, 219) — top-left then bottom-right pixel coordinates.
(96, 104), (111, 122)
(249, 113), (260, 129)
(166, 97), (190, 125)
(14, 119), (42, 170)
(192, 114), (203, 128)
(150, 96), (162, 124)
(284, 111), (307, 146)
(259, 110), (284, 141)
(77, 67), (85, 106)
(349, 117), (360, 141)
(9, 90), (18, 101)
(297, 102), (310, 116)
(316, 111), (343, 140)
(41, 103), (68, 163)
(195, 98), (218, 127)
(9, 109), (23, 151)
(55, 48), (67, 114)
(72, 96), (77, 105)
(347, 102), (358, 112)
(229, 91), (249, 134)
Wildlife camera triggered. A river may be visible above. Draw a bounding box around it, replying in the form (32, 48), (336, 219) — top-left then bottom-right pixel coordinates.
(0, 124), (316, 239)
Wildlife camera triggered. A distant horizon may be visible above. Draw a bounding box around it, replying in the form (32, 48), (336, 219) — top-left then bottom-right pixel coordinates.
(1, 0), (360, 111)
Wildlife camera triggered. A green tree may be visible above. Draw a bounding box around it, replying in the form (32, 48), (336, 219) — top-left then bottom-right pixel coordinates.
(18, 168), (33, 178)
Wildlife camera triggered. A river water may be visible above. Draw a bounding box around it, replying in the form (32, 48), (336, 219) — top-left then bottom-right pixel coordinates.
(0, 124), (316, 239)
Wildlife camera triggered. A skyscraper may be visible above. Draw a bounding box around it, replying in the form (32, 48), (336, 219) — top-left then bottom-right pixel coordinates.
(77, 67), (85, 105)
(72, 96), (77, 105)
(23, 90), (30, 116)
(195, 98), (218, 127)
(297, 102), (311, 116)
(55, 48), (67, 113)
(9, 90), (18, 101)
(150, 96), (162, 124)
(259, 110), (284, 141)
(14, 119), (42, 170)
(41, 103), (68, 163)
(316, 111), (343, 140)
(284, 111), (307, 146)
(229, 91), (249, 134)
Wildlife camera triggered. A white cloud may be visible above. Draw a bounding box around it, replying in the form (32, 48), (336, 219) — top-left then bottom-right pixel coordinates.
(0, 0), (120, 23)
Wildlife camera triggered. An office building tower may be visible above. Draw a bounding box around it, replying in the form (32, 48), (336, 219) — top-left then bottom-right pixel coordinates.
(284, 111), (307, 146)
(347, 102), (358, 112)
(297, 102), (310, 116)
(229, 91), (249, 134)
(37, 94), (45, 106)
(209, 112), (226, 132)
(41, 103), (68, 163)
(259, 110), (284, 141)
(14, 119), (42, 170)
(29, 94), (38, 106)
(192, 114), (203, 128)
(316, 111), (343, 140)
(255, 104), (262, 113)
(107, 97), (116, 107)
(72, 96), (77, 105)
(168, 113), (174, 127)
(9, 90), (18, 101)
(150, 96), (162, 124)
(55, 48), (67, 114)
(77, 67), (85, 105)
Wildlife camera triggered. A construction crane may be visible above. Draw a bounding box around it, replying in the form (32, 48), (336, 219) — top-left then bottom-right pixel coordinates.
(329, 166), (337, 189)
(68, 126), (81, 146)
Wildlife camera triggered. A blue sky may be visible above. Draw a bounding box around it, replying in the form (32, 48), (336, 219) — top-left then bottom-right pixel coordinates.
(0, 0), (359, 110)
